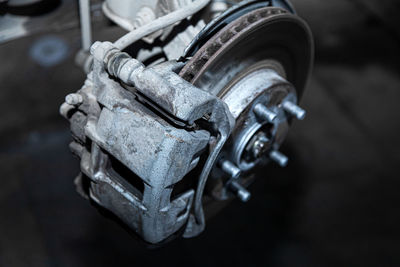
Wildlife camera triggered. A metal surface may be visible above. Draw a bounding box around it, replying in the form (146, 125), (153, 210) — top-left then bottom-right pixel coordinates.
(163, 20), (206, 60)
(179, 5), (312, 206)
(270, 150), (289, 167)
(78, 0), (92, 51)
(183, 0), (295, 58)
(60, 0), (313, 244)
(61, 39), (235, 243)
(221, 160), (241, 179)
(180, 7), (313, 96)
(282, 100), (306, 120)
(254, 103), (278, 123)
(112, 0), (211, 49)
(62, 61), (215, 244)
(102, 0), (158, 32)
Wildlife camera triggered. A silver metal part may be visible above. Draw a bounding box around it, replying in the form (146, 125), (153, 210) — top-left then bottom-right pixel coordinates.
(61, 2), (313, 244)
(62, 40), (234, 243)
(103, 0), (159, 32)
(91, 41), (224, 124)
(163, 20), (206, 60)
(228, 181), (251, 202)
(251, 133), (270, 159)
(221, 160), (241, 179)
(270, 150), (289, 167)
(78, 0), (92, 51)
(209, 1), (229, 19)
(218, 67), (295, 171)
(282, 100), (306, 120)
(254, 103), (278, 123)
(103, 0), (210, 47)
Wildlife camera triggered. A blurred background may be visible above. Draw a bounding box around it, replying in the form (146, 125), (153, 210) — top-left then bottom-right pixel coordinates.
(1, 0), (400, 266)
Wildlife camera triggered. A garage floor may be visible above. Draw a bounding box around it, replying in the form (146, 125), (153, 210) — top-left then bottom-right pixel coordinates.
(1, 1), (400, 266)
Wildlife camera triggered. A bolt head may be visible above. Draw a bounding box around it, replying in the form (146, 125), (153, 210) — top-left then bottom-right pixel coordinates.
(65, 93), (83, 106)
(252, 135), (269, 158)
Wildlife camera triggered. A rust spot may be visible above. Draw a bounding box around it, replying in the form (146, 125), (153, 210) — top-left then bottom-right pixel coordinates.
(164, 132), (185, 143)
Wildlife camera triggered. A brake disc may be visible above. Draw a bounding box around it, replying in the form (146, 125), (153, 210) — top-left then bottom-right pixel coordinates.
(182, 0), (296, 58)
(180, 7), (313, 96)
(179, 6), (313, 207)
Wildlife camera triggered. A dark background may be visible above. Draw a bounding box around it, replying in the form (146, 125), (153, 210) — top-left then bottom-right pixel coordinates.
(1, 0), (400, 266)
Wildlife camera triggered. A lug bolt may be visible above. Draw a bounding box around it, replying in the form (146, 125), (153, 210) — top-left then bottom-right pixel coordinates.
(254, 103), (278, 123)
(221, 160), (241, 179)
(65, 93), (83, 106)
(282, 101), (306, 120)
(229, 181), (251, 202)
(270, 150), (289, 167)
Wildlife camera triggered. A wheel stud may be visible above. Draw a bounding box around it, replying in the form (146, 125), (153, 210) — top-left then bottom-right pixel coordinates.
(221, 160), (241, 179)
(254, 103), (278, 123)
(282, 101), (306, 120)
(270, 150), (289, 167)
(228, 181), (251, 202)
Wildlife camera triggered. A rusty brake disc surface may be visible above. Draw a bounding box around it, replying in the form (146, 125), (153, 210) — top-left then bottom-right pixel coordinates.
(180, 6), (314, 98)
